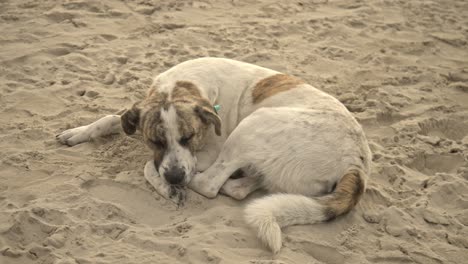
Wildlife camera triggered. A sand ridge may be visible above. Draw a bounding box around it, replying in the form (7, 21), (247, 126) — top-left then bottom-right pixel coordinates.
(1, 0), (467, 263)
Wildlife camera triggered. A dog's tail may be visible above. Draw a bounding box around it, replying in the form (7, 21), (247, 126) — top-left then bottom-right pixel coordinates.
(244, 169), (365, 253)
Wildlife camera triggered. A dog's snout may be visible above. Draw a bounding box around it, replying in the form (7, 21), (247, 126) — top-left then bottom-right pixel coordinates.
(154, 160), (160, 170)
(164, 166), (185, 185)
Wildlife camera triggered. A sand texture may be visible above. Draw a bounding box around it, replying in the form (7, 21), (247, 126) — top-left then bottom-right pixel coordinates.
(1, 0), (468, 263)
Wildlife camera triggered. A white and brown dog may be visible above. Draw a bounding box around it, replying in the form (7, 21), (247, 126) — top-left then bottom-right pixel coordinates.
(57, 57), (371, 253)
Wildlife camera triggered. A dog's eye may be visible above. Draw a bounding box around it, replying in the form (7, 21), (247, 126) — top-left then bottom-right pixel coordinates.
(150, 139), (166, 148)
(179, 134), (194, 146)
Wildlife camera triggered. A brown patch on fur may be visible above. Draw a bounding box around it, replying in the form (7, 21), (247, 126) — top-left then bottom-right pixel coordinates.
(252, 74), (304, 104)
(194, 105), (221, 136)
(175, 106), (209, 153)
(121, 105), (140, 135)
(144, 89), (170, 110)
(173, 81), (201, 99)
(141, 108), (168, 166)
(147, 88), (157, 97)
(172, 81), (221, 143)
(134, 81), (221, 160)
(174, 81), (221, 136)
(153, 147), (164, 168)
(132, 90), (170, 166)
(321, 169), (365, 221)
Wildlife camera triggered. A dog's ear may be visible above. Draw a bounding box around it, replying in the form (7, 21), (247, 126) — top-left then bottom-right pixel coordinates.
(195, 105), (222, 136)
(121, 104), (140, 135)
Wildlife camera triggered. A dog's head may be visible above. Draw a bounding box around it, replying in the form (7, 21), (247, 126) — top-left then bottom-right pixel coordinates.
(121, 81), (221, 185)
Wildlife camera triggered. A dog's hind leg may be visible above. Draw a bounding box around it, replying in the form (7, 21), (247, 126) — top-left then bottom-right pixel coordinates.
(57, 115), (122, 146)
(220, 176), (261, 200)
(189, 110), (271, 198)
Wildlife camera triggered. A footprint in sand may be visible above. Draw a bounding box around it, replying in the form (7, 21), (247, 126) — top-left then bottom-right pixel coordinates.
(427, 181), (468, 211)
(408, 153), (465, 175)
(291, 240), (346, 264)
(44, 10), (76, 23)
(45, 47), (72, 57)
(418, 117), (468, 141)
(62, 1), (110, 13)
(81, 179), (172, 227)
(1, 209), (71, 260)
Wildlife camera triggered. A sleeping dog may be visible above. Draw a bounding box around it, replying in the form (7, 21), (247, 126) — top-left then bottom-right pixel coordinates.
(57, 57), (371, 253)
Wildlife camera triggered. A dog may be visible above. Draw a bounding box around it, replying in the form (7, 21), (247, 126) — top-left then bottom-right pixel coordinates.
(57, 57), (372, 253)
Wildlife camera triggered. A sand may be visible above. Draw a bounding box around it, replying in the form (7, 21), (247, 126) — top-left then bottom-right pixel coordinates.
(1, 0), (467, 263)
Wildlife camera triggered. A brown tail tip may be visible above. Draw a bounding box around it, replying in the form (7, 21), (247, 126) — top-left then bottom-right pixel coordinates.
(322, 169), (365, 221)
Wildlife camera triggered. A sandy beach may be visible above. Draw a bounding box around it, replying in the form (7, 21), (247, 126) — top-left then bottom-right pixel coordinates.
(1, 0), (467, 263)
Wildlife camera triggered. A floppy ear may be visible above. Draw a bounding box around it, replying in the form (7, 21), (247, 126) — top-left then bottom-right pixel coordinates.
(121, 104), (140, 135)
(195, 105), (222, 136)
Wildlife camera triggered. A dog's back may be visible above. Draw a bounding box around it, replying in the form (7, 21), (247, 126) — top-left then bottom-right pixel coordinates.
(153, 57), (354, 131)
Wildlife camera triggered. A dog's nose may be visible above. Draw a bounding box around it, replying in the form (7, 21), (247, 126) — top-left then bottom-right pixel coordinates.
(164, 167), (185, 185)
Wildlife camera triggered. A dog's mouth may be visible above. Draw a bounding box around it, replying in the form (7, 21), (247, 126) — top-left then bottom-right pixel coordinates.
(168, 182), (186, 187)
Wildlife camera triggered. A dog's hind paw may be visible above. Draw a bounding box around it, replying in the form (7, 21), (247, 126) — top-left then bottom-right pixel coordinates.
(56, 125), (90, 146)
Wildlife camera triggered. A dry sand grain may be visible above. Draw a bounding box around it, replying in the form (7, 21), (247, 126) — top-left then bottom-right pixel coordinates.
(1, 0), (467, 263)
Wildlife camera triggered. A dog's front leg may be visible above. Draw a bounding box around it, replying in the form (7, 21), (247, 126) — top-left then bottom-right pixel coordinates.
(220, 176), (261, 200)
(195, 133), (224, 172)
(57, 115), (122, 146)
(195, 148), (220, 172)
(144, 161), (186, 206)
(189, 159), (243, 198)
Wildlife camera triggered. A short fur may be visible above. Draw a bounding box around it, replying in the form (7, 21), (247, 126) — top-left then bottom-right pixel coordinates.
(252, 74), (304, 104)
(322, 169), (365, 221)
(57, 57), (372, 253)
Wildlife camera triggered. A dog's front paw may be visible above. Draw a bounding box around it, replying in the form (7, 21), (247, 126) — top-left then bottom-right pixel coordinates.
(169, 185), (187, 207)
(56, 126), (90, 146)
(189, 173), (218, 199)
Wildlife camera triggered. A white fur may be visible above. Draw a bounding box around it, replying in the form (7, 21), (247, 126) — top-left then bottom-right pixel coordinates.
(244, 194), (326, 253)
(153, 58), (279, 134)
(220, 176), (261, 200)
(57, 58), (372, 253)
(56, 115), (121, 146)
(159, 105), (196, 184)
